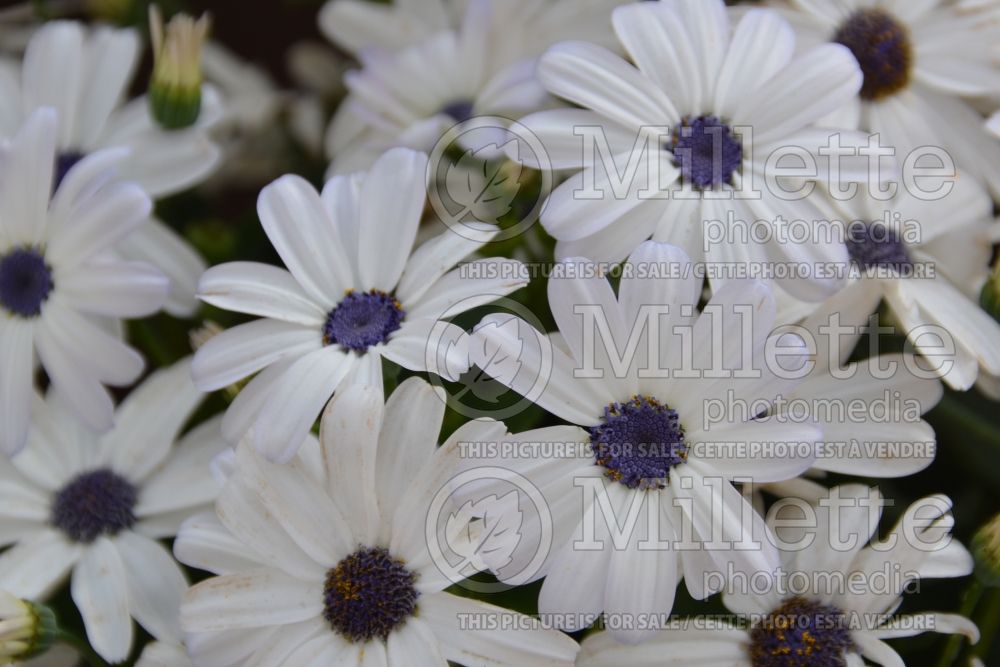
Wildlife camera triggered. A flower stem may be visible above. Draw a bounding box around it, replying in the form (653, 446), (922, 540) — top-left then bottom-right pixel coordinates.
(971, 586), (1000, 660)
(57, 630), (111, 667)
(936, 579), (982, 667)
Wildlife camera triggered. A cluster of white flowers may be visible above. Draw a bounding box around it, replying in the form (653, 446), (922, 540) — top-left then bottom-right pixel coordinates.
(0, 0), (999, 666)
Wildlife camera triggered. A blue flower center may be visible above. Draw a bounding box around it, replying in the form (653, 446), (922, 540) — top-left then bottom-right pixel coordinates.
(323, 290), (405, 352)
(55, 152), (85, 190)
(672, 115), (743, 189)
(750, 597), (856, 667)
(51, 469), (138, 544)
(323, 547), (418, 643)
(441, 99), (475, 123)
(845, 222), (912, 272)
(589, 396), (688, 490)
(834, 9), (912, 101)
(0, 248), (54, 318)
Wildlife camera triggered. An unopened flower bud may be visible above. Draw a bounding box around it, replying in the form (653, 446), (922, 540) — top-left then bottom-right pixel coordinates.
(0, 592), (57, 661)
(972, 512), (1000, 587)
(148, 5), (210, 130)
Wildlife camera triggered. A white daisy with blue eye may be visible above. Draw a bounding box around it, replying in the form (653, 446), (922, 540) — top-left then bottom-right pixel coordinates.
(780, 176), (1000, 392)
(324, 0), (629, 174)
(766, 0), (1000, 199)
(460, 241), (823, 644)
(191, 147), (527, 463)
(576, 486), (978, 667)
(0, 357), (225, 664)
(177, 378), (581, 667)
(0, 108), (168, 455)
(0, 20), (220, 316)
(516, 0), (865, 302)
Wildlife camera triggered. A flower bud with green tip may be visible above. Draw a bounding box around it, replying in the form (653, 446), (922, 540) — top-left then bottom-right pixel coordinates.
(148, 5), (211, 130)
(972, 512), (1000, 587)
(0, 592), (57, 662)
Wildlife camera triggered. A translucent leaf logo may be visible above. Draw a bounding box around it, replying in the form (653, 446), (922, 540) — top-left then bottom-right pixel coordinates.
(473, 315), (525, 384)
(454, 315), (523, 404)
(445, 140), (523, 225)
(428, 115), (553, 242)
(446, 490), (523, 575)
(426, 466), (553, 593)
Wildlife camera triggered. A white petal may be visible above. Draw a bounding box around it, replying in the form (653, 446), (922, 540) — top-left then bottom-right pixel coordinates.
(406, 258), (527, 320)
(74, 26), (140, 147)
(72, 537), (133, 663)
(136, 416), (226, 518)
(380, 317), (469, 381)
(540, 152), (678, 243)
(0, 529), (80, 600)
(671, 460), (779, 585)
(174, 511), (263, 576)
(319, 384), (383, 545)
(181, 569), (322, 632)
(60, 260), (168, 318)
(0, 318), (34, 456)
(101, 356), (204, 481)
(603, 519), (678, 644)
(421, 592), (580, 667)
(714, 9), (795, 119)
(115, 218), (206, 318)
(241, 618), (327, 667)
(235, 443), (354, 567)
(198, 262), (327, 326)
(319, 0), (432, 54)
(190, 318), (321, 392)
(47, 183), (152, 270)
(577, 626), (748, 666)
(472, 313), (609, 425)
(215, 476), (326, 578)
(538, 41), (678, 131)
(376, 377), (446, 518)
(735, 43), (862, 145)
(116, 531), (187, 642)
(115, 118), (223, 197)
(853, 633), (904, 667)
(687, 418), (819, 483)
(257, 175), (352, 309)
(252, 346), (352, 462)
(393, 226), (501, 308)
(387, 618), (447, 667)
(358, 147), (428, 291)
(0, 108), (56, 245)
(22, 23), (83, 145)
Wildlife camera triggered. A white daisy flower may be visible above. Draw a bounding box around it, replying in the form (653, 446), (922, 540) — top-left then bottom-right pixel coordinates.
(576, 485), (978, 666)
(326, 0), (628, 174)
(0, 108), (167, 454)
(460, 241), (823, 643)
(517, 0), (864, 302)
(192, 147), (527, 462)
(767, 0), (1000, 198)
(0, 20), (220, 315)
(787, 177), (1000, 391)
(0, 357), (224, 663)
(178, 378), (580, 667)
